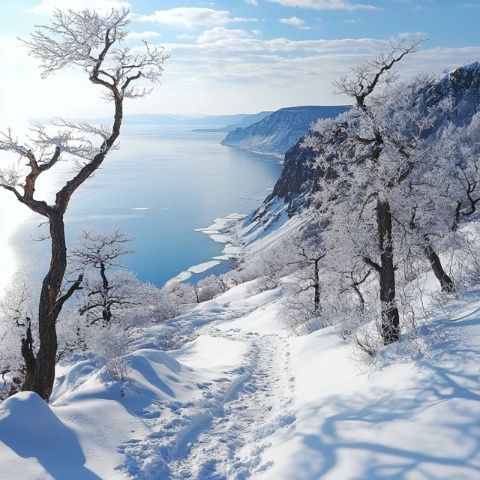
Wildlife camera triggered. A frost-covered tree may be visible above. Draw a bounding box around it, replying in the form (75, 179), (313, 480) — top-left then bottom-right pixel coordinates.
(400, 110), (480, 292)
(0, 9), (167, 401)
(307, 38), (423, 345)
(71, 230), (132, 325)
(0, 277), (34, 398)
(435, 112), (480, 229)
(375, 78), (456, 293)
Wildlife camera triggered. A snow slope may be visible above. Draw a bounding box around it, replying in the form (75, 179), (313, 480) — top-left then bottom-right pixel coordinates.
(1, 279), (480, 479)
(258, 299), (480, 479)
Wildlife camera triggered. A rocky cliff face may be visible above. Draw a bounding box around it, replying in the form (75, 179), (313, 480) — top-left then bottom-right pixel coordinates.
(263, 63), (480, 217)
(222, 106), (349, 156)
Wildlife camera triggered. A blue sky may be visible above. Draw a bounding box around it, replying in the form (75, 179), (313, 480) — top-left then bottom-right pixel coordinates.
(0, 0), (479, 122)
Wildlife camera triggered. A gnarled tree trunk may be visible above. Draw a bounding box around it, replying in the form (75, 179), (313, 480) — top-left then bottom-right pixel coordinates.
(22, 213), (67, 400)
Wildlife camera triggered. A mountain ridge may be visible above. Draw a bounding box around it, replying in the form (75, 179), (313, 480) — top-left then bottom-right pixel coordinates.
(221, 105), (350, 157)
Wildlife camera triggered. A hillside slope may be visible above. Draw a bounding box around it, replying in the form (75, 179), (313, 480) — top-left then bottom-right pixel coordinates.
(1, 276), (480, 479)
(221, 106), (349, 157)
(266, 62), (480, 216)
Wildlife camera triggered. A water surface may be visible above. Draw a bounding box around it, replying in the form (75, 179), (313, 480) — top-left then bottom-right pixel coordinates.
(12, 125), (281, 286)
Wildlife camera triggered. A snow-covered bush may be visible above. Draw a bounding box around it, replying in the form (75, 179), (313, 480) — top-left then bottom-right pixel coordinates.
(163, 281), (197, 305)
(281, 285), (319, 336)
(195, 274), (228, 302)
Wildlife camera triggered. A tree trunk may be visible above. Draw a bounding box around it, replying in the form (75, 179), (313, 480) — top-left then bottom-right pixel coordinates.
(377, 199), (400, 345)
(352, 285), (365, 312)
(20, 318), (36, 391)
(99, 261), (112, 324)
(22, 213), (67, 401)
(423, 244), (455, 293)
(313, 259), (320, 313)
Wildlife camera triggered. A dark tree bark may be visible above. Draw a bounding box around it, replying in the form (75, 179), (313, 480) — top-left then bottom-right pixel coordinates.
(298, 246), (325, 314)
(353, 284), (366, 312)
(20, 214), (84, 399)
(376, 200), (400, 344)
(424, 244), (455, 293)
(9, 70), (123, 402)
(409, 209), (455, 293)
(350, 269), (370, 313)
(20, 318), (36, 392)
(313, 258), (320, 313)
(99, 261), (113, 324)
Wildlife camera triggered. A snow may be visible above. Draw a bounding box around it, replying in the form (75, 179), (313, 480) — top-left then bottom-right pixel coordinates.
(167, 260), (222, 284)
(174, 334), (248, 371)
(241, 198), (304, 257)
(256, 299), (480, 480)
(2, 270), (480, 478)
(0, 392), (103, 479)
(188, 261), (222, 274)
(196, 213), (245, 257)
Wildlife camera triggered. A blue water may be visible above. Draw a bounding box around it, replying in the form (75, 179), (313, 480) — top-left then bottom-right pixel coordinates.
(13, 126), (281, 286)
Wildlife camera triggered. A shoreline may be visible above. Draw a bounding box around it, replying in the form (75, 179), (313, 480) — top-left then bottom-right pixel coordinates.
(221, 143), (285, 162)
(165, 212), (246, 286)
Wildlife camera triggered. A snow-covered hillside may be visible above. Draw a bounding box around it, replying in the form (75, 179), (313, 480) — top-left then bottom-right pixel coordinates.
(221, 106), (349, 157)
(265, 62), (480, 216)
(1, 273), (480, 479)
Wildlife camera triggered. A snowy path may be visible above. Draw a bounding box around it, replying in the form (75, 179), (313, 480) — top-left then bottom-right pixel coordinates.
(120, 292), (296, 480)
(170, 331), (295, 479)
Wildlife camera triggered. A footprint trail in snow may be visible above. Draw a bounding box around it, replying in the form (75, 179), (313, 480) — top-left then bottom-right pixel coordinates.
(120, 303), (295, 480)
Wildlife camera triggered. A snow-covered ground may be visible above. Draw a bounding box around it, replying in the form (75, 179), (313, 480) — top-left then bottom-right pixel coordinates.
(1, 276), (480, 479)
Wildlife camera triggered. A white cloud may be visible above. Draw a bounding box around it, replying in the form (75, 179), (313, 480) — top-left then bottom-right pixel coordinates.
(3, 20), (480, 119)
(126, 31), (161, 40)
(28, 0), (131, 14)
(197, 27), (254, 45)
(269, 0), (379, 11)
(245, 0), (259, 4)
(155, 31), (480, 109)
(137, 8), (255, 29)
(177, 33), (196, 40)
(146, 40), (480, 116)
(279, 16), (306, 26)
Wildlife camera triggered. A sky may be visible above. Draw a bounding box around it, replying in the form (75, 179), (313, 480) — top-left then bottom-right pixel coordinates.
(0, 0), (480, 123)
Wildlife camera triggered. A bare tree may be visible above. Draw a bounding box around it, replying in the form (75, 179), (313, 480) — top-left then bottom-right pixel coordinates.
(297, 244), (325, 314)
(71, 230), (132, 325)
(0, 9), (167, 401)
